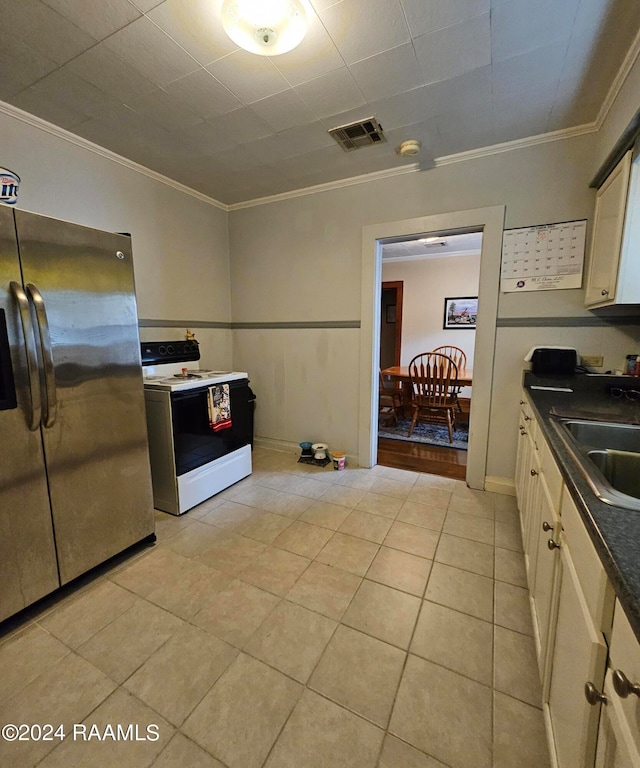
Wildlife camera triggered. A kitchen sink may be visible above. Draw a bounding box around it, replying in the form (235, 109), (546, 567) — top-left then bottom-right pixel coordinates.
(551, 419), (640, 511)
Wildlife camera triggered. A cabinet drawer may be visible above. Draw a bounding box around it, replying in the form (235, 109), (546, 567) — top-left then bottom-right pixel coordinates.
(560, 488), (615, 635)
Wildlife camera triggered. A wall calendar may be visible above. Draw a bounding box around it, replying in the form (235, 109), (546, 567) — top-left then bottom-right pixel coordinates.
(500, 219), (586, 292)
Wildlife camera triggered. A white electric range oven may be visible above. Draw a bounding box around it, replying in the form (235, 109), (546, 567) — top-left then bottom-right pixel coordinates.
(141, 341), (254, 515)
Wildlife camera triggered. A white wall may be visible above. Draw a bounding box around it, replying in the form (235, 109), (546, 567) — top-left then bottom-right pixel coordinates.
(382, 254), (480, 369)
(0, 107), (232, 369)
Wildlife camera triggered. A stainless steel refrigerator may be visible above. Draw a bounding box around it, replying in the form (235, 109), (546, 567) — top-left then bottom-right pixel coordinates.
(0, 206), (155, 623)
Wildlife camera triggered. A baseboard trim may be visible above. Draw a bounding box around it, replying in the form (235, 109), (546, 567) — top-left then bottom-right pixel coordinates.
(484, 476), (516, 496)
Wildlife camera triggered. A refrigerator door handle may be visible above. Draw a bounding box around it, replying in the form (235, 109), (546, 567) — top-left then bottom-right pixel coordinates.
(9, 281), (42, 430)
(26, 283), (57, 428)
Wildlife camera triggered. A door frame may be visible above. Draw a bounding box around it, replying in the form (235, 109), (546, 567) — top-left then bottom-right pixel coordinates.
(381, 280), (403, 367)
(358, 205), (505, 489)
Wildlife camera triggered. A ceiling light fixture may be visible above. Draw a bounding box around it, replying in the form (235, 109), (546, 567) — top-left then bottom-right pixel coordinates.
(221, 0), (310, 56)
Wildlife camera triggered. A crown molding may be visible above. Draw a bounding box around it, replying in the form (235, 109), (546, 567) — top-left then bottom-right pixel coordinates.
(0, 101), (229, 211)
(433, 122), (599, 168)
(226, 162), (421, 210)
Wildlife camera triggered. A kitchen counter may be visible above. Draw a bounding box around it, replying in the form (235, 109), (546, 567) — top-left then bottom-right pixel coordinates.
(523, 371), (640, 644)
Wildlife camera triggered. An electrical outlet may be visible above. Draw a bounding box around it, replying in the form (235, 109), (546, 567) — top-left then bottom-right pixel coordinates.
(581, 355), (604, 368)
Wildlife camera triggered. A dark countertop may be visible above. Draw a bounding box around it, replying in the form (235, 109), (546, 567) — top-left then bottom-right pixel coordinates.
(523, 372), (640, 644)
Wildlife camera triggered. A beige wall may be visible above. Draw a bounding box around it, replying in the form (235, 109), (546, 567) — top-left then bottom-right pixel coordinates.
(0, 107), (232, 369)
(381, 254), (480, 369)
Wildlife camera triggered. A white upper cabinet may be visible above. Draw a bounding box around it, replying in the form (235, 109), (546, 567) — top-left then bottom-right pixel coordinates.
(585, 150), (636, 308)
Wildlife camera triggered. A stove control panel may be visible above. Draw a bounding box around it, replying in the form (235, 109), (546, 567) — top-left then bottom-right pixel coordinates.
(141, 340), (200, 366)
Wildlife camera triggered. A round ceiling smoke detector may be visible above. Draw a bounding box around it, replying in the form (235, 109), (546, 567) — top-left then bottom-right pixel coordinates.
(221, 0), (309, 56)
(399, 140), (421, 157)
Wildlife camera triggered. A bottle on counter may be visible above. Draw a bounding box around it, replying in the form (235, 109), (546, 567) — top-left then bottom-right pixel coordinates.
(625, 354), (639, 375)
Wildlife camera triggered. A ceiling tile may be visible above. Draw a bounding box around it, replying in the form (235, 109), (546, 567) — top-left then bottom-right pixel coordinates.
(211, 108), (275, 144)
(10, 86), (88, 131)
(147, 0), (237, 66)
(205, 144), (265, 173)
(368, 87), (434, 131)
(124, 87), (203, 131)
(65, 42), (158, 102)
(319, 0), (410, 65)
(164, 68), (242, 119)
(103, 15), (200, 86)
(349, 43), (423, 102)
(294, 67), (366, 119)
(0, 0), (96, 65)
(0, 34), (58, 100)
(414, 13), (491, 85)
(491, 40), (568, 100)
(250, 90), (319, 132)
(240, 133), (298, 165)
(41, 0), (141, 39)
(9, 67), (123, 125)
(434, 105), (493, 144)
(263, 121), (337, 158)
(178, 118), (238, 154)
(401, 0), (489, 37)
(206, 50), (290, 104)
(73, 106), (170, 156)
(418, 66), (492, 116)
(490, 0), (579, 63)
(271, 14), (344, 86)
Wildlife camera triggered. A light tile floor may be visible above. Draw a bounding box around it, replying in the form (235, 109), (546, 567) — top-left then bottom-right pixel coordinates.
(0, 448), (551, 768)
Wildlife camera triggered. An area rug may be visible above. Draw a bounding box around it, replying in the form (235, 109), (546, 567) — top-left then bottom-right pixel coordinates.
(378, 417), (469, 450)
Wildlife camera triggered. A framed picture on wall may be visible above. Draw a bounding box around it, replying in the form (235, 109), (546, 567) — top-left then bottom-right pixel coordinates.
(443, 296), (478, 329)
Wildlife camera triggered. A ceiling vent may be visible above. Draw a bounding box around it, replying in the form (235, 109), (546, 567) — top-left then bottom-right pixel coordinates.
(328, 117), (386, 152)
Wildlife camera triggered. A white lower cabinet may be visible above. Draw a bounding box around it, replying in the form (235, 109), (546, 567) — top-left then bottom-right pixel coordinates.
(595, 601), (640, 767)
(547, 541), (608, 767)
(515, 393), (628, 768)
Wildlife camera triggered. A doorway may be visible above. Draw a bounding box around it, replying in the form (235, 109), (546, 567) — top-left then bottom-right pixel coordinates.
(377, 234), (481, 479)
(358, 206), (505, 490)
(380, 281), (403, 368)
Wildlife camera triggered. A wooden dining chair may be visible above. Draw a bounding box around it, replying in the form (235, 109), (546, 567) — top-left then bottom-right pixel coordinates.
(432, 345), (466, 411)
(379, 370), (402, 426)
(407, 353), (459, 442)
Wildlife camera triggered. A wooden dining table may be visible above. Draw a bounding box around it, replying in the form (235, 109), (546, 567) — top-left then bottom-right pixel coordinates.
(381, 366), (473, 387)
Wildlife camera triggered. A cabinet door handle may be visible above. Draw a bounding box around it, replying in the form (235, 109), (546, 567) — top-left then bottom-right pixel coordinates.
(524, 415), (531, 421)
(547, 538), (560, 550)
(530, 469), (538, 476)
(612, 670), (640, 699)
(542, 521), (553, 532)
(584, 682), (607, 705)
(601, 289), (609, 296)
(520, 428), (527, 436)
(519, 400), (526, 405)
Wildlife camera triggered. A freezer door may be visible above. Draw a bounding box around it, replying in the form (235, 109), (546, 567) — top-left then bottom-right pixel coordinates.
(0, 206), (60, 621)
(15, 210), (154, 584)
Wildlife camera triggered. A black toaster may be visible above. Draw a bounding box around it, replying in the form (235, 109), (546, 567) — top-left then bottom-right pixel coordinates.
(531, 348), (578, 375)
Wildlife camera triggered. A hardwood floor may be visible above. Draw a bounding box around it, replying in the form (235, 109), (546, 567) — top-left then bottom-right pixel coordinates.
(377, 438), (467, 479)
(377, 398), (470, 480)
